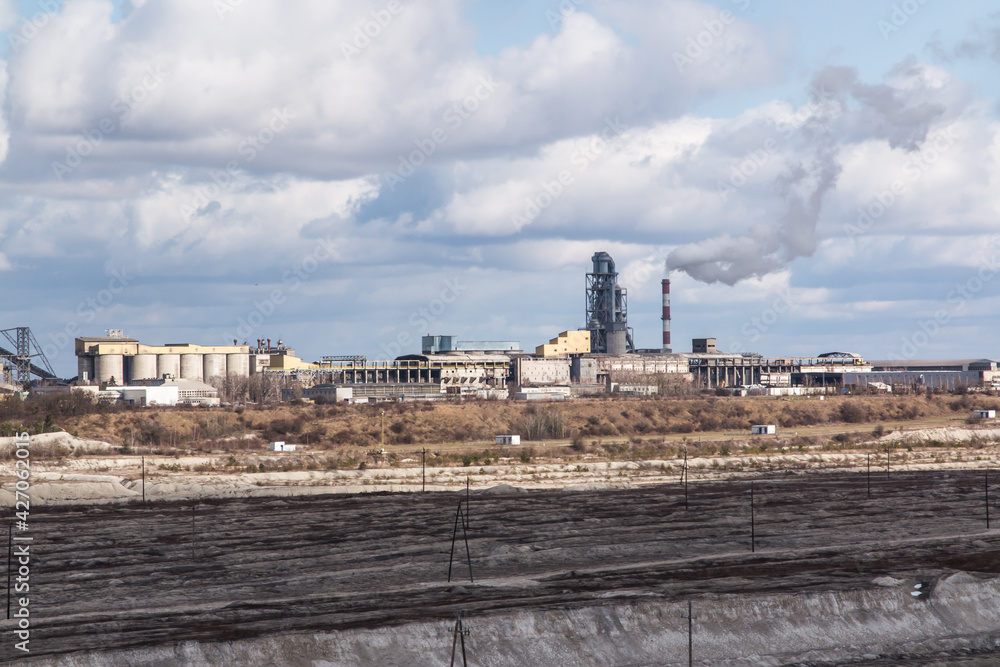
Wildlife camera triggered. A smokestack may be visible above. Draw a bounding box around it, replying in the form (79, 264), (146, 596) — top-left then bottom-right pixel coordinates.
(661, 278), (672, 353)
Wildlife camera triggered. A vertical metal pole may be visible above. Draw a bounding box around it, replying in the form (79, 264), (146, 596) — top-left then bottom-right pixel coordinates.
(422, 448), (426, 492)
(684, 448), (688, 510)
(447, 502), (461, 582)
(191, 505), (196, 561)
(142, 456), (146, 503)
(450, 613), (460, 667)
(6, 523), (11, 620)
(461, 504), (474, 583)
(687, 600), (693, 667)
(750, 481), (755, 553)
(987, 470), (990, 530)
(886, 446), (890, 479)
(867, 453), (871, 498)
(466, 475), (470, 529)
(460, 613), (468, 667)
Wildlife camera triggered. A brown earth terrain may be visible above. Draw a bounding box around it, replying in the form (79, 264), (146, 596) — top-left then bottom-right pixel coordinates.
(5, 469), (1000, 665)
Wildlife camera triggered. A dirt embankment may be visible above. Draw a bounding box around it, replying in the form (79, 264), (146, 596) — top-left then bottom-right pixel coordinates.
(37, 393), (1000, 452)
(8, 474), (1000, 665)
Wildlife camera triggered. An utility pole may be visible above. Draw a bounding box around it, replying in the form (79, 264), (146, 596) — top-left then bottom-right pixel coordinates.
(449, 611), (470, 667)
(683, 447), (689, 510)
(681, 600), (695, 667)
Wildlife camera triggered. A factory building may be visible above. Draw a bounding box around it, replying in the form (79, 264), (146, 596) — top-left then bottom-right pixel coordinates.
(75, 333), (251, 385)
(421, 336), (521, 354)
(535, 331), (590, 358)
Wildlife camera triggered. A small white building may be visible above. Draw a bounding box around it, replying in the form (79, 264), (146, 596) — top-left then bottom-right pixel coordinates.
(270, 441), (297, 452)
(973, 409), (996, 419)
(751, 425), (777, 435)
(495, 435), (521, 446)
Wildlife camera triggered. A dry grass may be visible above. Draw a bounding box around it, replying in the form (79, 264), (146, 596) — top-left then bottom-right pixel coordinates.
(50, 392), (1000, 455)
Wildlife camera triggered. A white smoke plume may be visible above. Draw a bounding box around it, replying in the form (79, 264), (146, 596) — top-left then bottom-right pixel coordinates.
(666, 64), (946, 285)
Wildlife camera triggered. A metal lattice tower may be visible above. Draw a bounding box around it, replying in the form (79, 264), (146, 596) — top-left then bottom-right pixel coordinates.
(0, 327), (57, 386)
(585, 251), (634, 354)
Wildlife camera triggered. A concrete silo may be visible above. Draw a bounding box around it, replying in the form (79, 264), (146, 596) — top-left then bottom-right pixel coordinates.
(157, 354), (181, 380)
(227, 353), (250, 378)
(180, 354), (204, 380)
(77, 356), (95, 384)
(96, 354), (124, 384)
(203, 354), (227, 381)
(130, 354), (159, 382)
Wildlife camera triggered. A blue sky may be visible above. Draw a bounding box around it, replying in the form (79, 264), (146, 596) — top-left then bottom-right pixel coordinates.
(1, 0), (999, 376)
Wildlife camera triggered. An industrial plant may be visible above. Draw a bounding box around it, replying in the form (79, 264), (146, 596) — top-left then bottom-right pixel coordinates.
(4, 251), (999, 405)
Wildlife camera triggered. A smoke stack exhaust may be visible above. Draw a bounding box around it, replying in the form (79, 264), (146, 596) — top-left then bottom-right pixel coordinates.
(661, 278), (672, 353)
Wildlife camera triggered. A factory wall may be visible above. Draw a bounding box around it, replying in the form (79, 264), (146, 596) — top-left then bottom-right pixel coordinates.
(76, 339), (251, 385)
(514, 357), (571, 386)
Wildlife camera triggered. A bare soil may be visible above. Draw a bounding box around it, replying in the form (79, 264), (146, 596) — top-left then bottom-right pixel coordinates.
(5, 467), (1000, 664)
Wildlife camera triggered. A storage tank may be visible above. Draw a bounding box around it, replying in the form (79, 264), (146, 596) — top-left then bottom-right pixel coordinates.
(96, 354), (124, 385)
(130, 354), (158, 382)
(203, 354), (227, 381)
(227, 353), (250, 378)
(180, 354), (204, 380)
(77, 356), (95, 384)
(157, 354), (180, 380)
(607, 330), (628, 355)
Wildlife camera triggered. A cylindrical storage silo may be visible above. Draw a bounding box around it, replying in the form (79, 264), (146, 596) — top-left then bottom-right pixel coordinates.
(96, 354), (124, 385)
(203, 354), (227, 381)
(180, 354), (204, 380)
(157, 354), (180, 380)
(77, 356), (95, 384)
(227, 353), (250, 378)
(607, 330), (627, 355)
(131, 354), (158, 382)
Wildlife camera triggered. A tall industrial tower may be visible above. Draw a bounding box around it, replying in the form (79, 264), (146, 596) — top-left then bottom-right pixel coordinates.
(585, 252), (634, 354)
(0, 327), (57, 387)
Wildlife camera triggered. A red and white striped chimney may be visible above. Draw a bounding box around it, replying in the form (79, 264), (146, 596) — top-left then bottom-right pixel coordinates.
(661, 278), (671, 352)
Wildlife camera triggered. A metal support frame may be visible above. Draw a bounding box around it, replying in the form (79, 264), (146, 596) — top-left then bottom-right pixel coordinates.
(0, 327), (56, 386)
(585, 252), (634, 353)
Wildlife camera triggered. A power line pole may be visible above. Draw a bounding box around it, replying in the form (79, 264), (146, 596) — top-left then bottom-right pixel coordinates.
(449, 611), (470, 667)
(681, 600), (695, 667)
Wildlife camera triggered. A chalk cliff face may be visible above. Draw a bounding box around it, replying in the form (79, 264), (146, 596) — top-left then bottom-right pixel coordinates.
(22, 573), (1000, 667)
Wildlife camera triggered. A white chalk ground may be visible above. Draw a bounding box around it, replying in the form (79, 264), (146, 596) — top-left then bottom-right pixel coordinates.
(1, 425), (999, 506)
